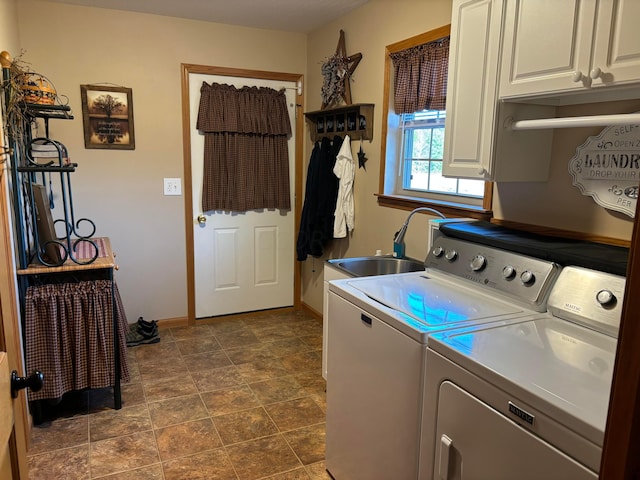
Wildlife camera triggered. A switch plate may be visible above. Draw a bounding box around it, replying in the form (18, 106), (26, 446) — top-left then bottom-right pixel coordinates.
(163, 178), (182, 196)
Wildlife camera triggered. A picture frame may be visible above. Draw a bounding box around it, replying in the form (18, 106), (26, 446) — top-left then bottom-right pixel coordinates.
(80, 84), (135, 150)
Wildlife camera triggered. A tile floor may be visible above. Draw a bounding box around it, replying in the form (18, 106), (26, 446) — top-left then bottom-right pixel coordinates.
(26, 310), (331, 480)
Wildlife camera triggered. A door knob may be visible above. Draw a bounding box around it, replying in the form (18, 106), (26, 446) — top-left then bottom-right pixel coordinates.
(11, 370), (44, 398)
(197, 214), (207, 225)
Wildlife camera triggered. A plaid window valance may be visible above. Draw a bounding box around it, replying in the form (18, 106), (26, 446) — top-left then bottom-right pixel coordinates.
(390, 36), (450, 114)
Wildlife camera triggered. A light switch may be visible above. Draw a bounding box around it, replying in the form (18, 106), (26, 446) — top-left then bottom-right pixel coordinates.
(163, 178), (182, 196)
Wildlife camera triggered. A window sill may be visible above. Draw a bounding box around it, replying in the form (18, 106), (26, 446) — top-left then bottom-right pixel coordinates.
(376, 193), (493, 220)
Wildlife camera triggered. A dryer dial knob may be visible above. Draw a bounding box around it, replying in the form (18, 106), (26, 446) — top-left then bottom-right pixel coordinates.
(520, 270), (535, 285)
(596, 289), (616, 306)
(445, 249), (457, 262)
(502, 265), (516, 279)
(470, 255), (486, 271)
(432, 246), (444, 257)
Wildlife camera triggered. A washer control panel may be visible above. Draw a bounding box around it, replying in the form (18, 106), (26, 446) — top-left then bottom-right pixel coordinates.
(426, 237), (561, 310)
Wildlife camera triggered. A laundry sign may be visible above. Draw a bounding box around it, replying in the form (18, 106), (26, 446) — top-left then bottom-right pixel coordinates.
(569, 122), (640, 218)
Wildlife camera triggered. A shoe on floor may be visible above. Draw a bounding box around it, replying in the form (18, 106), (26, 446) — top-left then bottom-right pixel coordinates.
(129, 322), (158, 337)
(126, 328), (160, 347)
(128, 317), (159, 337)
(137, 316), (158, 330)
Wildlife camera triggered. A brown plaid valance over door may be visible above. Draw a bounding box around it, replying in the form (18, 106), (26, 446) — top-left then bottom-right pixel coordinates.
(197, 82), (292, 213)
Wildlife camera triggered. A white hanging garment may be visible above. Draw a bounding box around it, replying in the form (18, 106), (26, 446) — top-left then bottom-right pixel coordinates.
(333, 135), (355, 238)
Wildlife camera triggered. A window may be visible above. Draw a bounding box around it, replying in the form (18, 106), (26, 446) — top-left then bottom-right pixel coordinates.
(379, 26), (492, 217)
(399, 110), (484, 198)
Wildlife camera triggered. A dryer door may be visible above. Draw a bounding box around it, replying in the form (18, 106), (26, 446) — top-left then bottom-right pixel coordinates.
(434, 381), (597, 480)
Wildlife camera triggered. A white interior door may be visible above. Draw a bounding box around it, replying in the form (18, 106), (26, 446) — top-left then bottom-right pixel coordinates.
(189, 73), (295, 318)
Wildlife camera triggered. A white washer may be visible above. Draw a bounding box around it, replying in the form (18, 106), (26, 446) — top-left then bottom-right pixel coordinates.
(325, 235), (561, 480)
(420, 266), (625, 479)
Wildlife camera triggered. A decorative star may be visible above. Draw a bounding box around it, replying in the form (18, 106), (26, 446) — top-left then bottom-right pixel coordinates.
(321, 29), (362, 109)
(357, 142), (368, 170)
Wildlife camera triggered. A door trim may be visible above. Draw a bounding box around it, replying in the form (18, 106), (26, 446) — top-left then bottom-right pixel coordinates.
(180, 64), (304, 324)
(0, 159), (30, 476)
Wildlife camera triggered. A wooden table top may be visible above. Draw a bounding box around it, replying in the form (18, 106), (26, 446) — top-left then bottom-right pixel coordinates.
(17, 237), (116, 275)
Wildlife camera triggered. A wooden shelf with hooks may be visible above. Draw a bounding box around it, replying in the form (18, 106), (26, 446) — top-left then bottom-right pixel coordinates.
(304, 103), (374, 143)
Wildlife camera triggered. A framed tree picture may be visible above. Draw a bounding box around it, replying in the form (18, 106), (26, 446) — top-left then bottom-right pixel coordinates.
(80, 84), (135, 150)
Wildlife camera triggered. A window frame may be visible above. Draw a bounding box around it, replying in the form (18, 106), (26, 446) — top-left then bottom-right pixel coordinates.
(378, 25), (493, 220)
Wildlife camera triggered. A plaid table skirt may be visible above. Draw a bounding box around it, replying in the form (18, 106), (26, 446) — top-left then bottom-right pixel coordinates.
(24, 280), (130, 401)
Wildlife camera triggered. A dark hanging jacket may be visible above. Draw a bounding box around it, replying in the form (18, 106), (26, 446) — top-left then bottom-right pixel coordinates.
(296, 136), (343, 261)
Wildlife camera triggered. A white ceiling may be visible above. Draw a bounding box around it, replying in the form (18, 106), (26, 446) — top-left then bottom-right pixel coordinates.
(39, 0), (370, 33)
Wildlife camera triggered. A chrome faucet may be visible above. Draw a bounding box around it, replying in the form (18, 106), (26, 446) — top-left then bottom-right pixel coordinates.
(393, 207), (446, 258)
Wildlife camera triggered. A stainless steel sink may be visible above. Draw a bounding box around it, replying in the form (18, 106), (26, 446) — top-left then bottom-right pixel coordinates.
(327, 256), (425, 277)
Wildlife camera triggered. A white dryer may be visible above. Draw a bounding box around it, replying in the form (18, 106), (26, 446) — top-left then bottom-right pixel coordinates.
(420, 266), (625, 479)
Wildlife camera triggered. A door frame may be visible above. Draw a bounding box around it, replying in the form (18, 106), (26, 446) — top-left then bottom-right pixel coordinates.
(180, 64), (304, 325)
(0, 156), (30, 477)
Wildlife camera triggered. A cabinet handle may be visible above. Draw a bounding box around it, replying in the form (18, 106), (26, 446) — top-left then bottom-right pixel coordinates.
(590, 67), (602, 79)
(572, 71), (584, 82)
(477, 167), (486, 176)
(438, 434), (453, 480)
(360, 314), (372, 325)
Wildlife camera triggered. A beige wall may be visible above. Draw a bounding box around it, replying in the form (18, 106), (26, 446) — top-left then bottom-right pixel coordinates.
(494, 100), (638, 239)
(16, 0), (306, 322)
(0, 0), (19, 54)
(303, 0), (454, 313)
(10, 0), (636, 319)
(303, 0), (636, 314)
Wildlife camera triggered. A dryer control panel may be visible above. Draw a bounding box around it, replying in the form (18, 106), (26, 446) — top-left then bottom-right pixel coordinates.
(548, 266), (625, 338)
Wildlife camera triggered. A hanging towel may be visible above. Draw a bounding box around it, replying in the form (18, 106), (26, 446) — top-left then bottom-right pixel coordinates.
(333, 135), (355, 238)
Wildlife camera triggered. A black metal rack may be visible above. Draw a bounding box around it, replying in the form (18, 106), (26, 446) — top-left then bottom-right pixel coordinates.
(2, 83), (99, 268)
(2, 55), (124, 419)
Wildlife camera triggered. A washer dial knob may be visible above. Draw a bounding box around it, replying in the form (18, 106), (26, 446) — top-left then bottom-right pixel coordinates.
(445, 249), (458, 262)
(470, 255), (486, 271)
(432, 246), (444, 258)
(596, 289), (616, 307)
(520, 270), (535, 285)
(502, 265), (516, 279)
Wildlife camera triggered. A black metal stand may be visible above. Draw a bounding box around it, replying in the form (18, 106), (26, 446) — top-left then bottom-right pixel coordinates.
(2, 56), (122, 419)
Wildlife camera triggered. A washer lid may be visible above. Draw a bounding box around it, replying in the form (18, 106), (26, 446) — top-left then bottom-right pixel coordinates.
(429, 316), (617, 444)
(348, 273), (523, 328)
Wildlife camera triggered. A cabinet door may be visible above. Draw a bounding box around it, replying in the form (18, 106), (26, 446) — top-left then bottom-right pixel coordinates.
(434, 381), (598, 480)
(442, 0), (503, 180)
(499, 0), (596, 98)
(591, 0), (640, 86)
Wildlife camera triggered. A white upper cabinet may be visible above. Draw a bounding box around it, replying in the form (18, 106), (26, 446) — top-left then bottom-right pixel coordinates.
(442, 0), (503, 180)
(592, 0), (640, 86)
(443, 0), (555, 181)
(500, 0), (640, 98)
